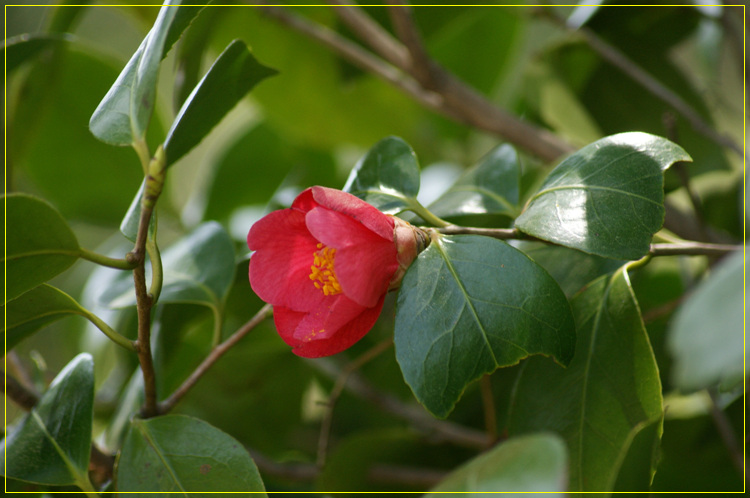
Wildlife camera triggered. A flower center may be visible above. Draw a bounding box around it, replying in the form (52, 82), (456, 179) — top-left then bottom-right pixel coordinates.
(309, 243), (342, 296)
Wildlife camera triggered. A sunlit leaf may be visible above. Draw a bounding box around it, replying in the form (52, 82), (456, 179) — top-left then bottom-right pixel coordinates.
(343, 136), (421, 214)
(164, 39), (277, 166)
(117, 414), (266, 494)
(428, 143), (521, 219)
(4, 194), (80, 302)
(89, 1), (195, 145)
(508, 266), (663, 492)
(515, 132), (691, 260)
(426, 433), (568, 495)
(395, 234), (575, 418)
(667, 248), (744, 391)
(1, 354), (94, 487)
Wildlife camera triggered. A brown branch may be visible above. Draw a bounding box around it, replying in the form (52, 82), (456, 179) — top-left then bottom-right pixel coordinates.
(435, 225), (741, 257)
(258, 3), (573, 162)
(327, 0), (410, 70)
(306, 357), (491, 450)
(708, 389), (745, 478)
(317, 337), (394, 467)
(386, 1), (434, 85)
(157, 303), (273, 414)
(479, 375), (498, 442)
(248, 447), (446, 487)
(4, 369), (39, 411)
(550, 14), (744, 157)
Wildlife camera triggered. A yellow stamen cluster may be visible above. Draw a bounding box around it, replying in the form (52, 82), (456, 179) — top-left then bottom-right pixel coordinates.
(309, 243), (342, 296)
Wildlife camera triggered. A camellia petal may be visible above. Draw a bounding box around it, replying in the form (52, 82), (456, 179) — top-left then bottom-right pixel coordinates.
(274, 296), (386, 358)
(247, 209), (327, 311)
(311, 186), (394, 241)
(306, 207), (398, 307)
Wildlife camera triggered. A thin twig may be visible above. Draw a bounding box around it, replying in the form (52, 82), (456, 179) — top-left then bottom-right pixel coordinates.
(157, 303), (273, 414)
(327, 0), (410, 70)
(4, 369), (39, 411)
(560, 18), (743, 156)
(248, 446), (446, 487)
(434, 225), (741, 257)
(307, 357), (491, 450)
(386, 1), (437, 87)
(317, 337), (394, 467)
(479, 375), (497, 442)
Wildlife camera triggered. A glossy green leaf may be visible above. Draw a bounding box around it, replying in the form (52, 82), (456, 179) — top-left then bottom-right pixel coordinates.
(117, 414), (266, 494)
(521, 242), (624, 297)
(426, 433), (568, 496)
(89, 0), (187, 145)
(343, 136), (421, 214)
(4, 284), (85, 350)
(515, 132), (691, 260)
(164, 39), (278, 166)
(667, 248), (744, 392)
(612, 416), (663, 492)
(394, 234), (576, 418)
(102, 222), (235, 310)
(428, 143), (521, 219)
(4, 194), (80, 302)
(1, 354), (94, 488)
(508, 267), (663, 492)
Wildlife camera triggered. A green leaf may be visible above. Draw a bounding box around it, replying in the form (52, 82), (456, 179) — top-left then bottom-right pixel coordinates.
(4, 194), (80, 302)
(426, 433), (568, 495)
(508, 266), (663, 492)
(102, 222), (235, 310)
(515, 132), (691, 260)
(89, 1), (189, 145)
(612, 416), (663, 492)
(343, 136), (421, 214)
(428, 143), (521, 219)
(521, 242), (624, 297)
(117, 414), (266, 494)
(1, 353), (94, 488)
(164, 39), (278, 166)
(394, 234), (576, 418)
(4, 284), (86, 350)
(667, 248), (745, 391)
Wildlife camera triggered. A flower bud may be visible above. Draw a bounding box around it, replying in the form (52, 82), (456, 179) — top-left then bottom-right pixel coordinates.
(389, 216), (430, 290)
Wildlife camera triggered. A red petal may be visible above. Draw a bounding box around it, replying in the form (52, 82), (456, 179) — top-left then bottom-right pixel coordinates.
(291, 187), (318, 212)
(311, 186), (394, 241)
(274, 295), (386, 358)
(306, 207), (398, 307)
(247, 208), (327, 311)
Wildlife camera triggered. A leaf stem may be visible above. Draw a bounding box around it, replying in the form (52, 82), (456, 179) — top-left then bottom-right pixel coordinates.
(78, 248), (138, 270)
(157, 303), (273, 414)
(407, 199), (450, 227)
(77, 306), (136, 352)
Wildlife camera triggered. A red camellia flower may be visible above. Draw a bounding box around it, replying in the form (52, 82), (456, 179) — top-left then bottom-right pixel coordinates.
(247, 186), (428, 358)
